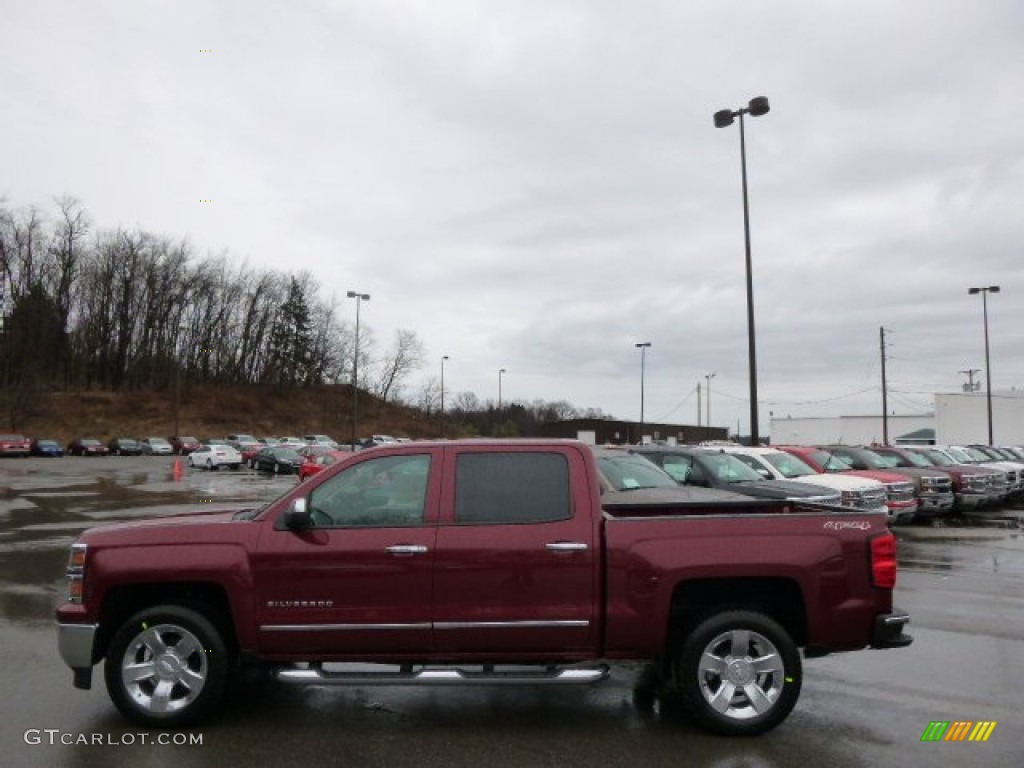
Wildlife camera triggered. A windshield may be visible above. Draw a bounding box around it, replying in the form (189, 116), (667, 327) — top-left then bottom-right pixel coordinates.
(964, 447), (993, 462)
(900, 451), (934, 467)
(763, 452), (817, 478)
(597, 455), (677, 491)
(699, 453), (765, 483)
(872, 453), (903, 469)
(842, 447), (892, 469)
(803, 448), (853, 472)
(947, 447), (974, 463)
(916, 449), (952, 466)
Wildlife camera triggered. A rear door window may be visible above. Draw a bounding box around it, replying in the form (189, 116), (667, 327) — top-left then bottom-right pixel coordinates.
(454, 452), (570, 524)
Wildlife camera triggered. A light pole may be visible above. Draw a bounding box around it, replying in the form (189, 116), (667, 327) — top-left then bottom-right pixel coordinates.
(714, 95), (770, 445)
(968, 285), (999, 444)
(440, 355), (449, 438)
(498, 368), (506, 409)
(347, 290), (370, 450)
(173, 324), (187, 440)
(636, 342), (651, 440)
(705, 372), (716, 427)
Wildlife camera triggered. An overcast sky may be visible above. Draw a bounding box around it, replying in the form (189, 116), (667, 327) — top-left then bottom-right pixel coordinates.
(4, 0), (1023, 435)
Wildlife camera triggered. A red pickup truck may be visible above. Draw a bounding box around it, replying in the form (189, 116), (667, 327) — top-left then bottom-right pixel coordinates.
(56, 440), (911, 736)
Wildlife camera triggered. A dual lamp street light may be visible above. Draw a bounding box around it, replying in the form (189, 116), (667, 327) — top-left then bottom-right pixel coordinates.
(714, 95), (770, 444)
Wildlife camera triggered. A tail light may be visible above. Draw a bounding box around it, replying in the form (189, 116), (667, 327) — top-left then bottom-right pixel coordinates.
(870, 531), (897, 589)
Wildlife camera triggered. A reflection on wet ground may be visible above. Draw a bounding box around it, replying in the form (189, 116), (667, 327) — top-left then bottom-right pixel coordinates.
(0, 457), (293, 625)
(895, 528), (1024, 578)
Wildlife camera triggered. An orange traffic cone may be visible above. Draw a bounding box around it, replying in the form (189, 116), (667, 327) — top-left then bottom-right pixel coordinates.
(172, 459), (183, 481)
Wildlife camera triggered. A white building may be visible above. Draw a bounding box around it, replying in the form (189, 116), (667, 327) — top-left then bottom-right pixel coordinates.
(768, 391), (1024, 445)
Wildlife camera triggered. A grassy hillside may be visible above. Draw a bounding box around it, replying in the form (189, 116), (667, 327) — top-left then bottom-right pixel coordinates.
(4, 384), (438, 444)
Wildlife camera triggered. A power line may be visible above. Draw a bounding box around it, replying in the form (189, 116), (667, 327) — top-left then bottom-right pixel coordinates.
(652, 384), (698, 422)
(712, 386), (879, 407)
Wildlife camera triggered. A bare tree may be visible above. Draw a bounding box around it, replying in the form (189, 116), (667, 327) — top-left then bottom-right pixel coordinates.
(416, 376), (440, 415)
(373, 329), (425, 404)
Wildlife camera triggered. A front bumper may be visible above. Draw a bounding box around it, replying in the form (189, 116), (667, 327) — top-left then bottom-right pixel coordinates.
(955, 491), (987, 510)
(916, 493), (955, 516)
(872, 610), (913, 649)
(57, 622), (98, 688)
(886, 501), (918, 522)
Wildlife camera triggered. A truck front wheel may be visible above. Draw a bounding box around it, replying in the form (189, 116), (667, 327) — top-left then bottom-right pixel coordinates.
(675, 610), (801, 736)
(104, 604), (228, 728)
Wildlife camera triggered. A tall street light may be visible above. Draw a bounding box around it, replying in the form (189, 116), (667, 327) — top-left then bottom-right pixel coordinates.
(968, 285), (1000, 444)
(347, 290), (370, 450)
(440, 355), (449, 438)
(705, 372), (716, 427)
(636, 342), (651, 440)
(173, 323), (187, 439)
(498, 368), (506, 409)
(714, 95), (770, 445)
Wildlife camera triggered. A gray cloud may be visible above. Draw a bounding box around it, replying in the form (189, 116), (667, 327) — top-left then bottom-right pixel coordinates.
(2, 0), (1021, 434)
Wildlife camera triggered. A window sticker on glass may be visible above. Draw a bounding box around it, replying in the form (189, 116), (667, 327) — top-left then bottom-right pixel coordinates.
(621, 476), (640, 489)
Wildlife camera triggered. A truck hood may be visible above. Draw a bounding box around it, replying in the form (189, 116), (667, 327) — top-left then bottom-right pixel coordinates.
(786, 474), (882, 492)
(77, 508), (253, 544)
(725, 479), (840, 500)
(840, 469), (914, 485)
(602, 486), (785, 511)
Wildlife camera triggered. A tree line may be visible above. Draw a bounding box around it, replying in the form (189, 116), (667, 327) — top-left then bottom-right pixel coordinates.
(1, 196), (611, 435)
(0, 197), (424, 423)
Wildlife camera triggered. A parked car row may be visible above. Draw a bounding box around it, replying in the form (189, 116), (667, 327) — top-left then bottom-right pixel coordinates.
(0, 430), (408, 463)
(662, 441), (1024, 524)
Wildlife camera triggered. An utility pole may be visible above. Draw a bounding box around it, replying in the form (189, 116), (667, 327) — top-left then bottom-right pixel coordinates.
(958, 368), (981, 392)
(705, 372), (716, 427)
(880, 327), (889, 445)
(696, 382), (702, 427)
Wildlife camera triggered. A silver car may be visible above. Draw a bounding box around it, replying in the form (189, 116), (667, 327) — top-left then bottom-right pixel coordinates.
(139, 437), (173, 456)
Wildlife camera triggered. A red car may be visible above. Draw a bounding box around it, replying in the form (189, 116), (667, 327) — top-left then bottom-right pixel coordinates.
(298, 450), (351, 480)
(68, 438), (110, 457)
(0, 434), (31, 457)
(169, 436), (201, 455)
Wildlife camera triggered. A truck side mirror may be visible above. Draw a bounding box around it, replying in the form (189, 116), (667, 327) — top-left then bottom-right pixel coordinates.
(283, 497), (310, 529)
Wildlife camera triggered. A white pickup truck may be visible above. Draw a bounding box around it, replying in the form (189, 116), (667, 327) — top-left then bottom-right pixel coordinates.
(715, 445), (890, 516)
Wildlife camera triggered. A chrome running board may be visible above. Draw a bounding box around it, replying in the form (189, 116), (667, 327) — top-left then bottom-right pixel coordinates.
(275, 663), (610, 686)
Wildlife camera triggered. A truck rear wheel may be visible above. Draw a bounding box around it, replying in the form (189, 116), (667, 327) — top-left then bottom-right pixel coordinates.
(675, 610), (801, 736)
(104, 604), (228, 728)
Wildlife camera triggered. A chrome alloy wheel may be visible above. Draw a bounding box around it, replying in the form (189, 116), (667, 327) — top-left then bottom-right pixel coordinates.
(697, 629), (785, 720)
(120, 623), (209, 714)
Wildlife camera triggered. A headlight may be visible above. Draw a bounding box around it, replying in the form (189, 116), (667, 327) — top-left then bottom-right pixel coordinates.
(66, 542), (87, 603)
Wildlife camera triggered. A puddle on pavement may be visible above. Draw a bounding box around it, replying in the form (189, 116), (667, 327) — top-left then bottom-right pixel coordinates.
(0, 463), (289, 624)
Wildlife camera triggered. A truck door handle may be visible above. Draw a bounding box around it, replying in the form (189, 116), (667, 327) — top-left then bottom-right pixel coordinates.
(545, 541), (588, 553)
(386, 545), (429, 556)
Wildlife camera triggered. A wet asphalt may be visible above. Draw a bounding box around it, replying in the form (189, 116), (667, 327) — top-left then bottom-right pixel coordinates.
(1, 456), (1022, 768)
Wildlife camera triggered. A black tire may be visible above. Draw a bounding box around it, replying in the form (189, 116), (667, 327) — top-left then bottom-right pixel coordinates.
(674, 610), (801, 736)
(104, 604), (229, 728)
